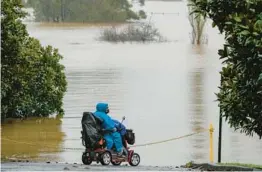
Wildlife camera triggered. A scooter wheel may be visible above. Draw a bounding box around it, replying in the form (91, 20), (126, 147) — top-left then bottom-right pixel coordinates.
(100, 151), (111, 166)
(82, 153), (92, 165)
(111, 160), (122, 166)
(129, 153), (140, 166)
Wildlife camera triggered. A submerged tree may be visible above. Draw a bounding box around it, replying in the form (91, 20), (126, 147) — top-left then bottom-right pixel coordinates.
(1, 0), (67, 120)
(188, 0), (207, 45)
(139, 0), (145, 6)
(99, 23), (166, 43)
(191, 0), (262, 138)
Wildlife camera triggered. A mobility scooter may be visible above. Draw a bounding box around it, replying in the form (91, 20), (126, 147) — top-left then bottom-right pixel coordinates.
(81, 112), (140, 166)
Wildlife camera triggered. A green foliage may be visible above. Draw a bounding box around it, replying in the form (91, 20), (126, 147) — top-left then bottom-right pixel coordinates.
(25, 0), (146, 22)
(1, 0), (67, 120)
(185, 161), (194, 168)
(191, 0), (262, 138)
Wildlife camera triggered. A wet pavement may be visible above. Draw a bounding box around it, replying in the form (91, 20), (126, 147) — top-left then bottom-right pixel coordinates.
(1, 162), (190, 171)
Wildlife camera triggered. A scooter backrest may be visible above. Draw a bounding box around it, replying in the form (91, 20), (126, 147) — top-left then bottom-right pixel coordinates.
(82, 112), (102, 125)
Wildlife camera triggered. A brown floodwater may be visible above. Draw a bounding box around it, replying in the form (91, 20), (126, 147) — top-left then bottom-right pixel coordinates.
(1, 118), (65, 161)
(1, 1), (262, 166)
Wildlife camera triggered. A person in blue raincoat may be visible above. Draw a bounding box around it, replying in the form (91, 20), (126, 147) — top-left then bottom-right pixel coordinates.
(112, 119), (128, 155)
(93, 102), (124, 156)
(112, 119), (126, 136)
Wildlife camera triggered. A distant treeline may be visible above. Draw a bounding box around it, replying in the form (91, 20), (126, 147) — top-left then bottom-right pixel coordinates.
(22, 0), (146, 22)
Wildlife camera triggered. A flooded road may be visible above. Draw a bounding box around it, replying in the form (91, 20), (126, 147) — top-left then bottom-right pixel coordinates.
(2, 1), (262, 167)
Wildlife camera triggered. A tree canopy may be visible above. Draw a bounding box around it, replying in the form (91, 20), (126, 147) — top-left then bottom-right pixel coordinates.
(1, 0), (67, 120)
(24, 0), (147, 23)
(191, 0), (262, 138)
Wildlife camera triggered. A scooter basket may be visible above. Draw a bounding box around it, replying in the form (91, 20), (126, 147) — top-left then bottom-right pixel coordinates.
(125, 129), (135, 145)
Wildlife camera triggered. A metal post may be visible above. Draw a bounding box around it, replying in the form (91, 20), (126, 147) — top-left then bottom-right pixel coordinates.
(218, 74), (222, 163)
(218, 111), (222, 163)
